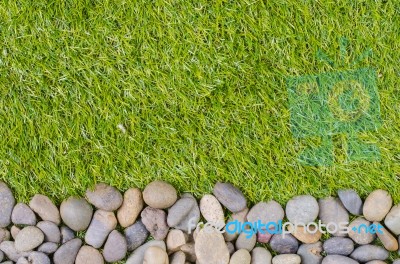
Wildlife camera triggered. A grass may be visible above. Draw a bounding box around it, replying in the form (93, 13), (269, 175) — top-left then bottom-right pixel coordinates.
(0, 1), (399, 209)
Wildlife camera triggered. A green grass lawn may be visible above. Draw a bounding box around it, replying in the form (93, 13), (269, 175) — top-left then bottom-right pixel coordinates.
(0, 0), (399, 209)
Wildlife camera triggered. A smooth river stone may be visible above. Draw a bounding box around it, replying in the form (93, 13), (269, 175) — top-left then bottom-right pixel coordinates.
(200, 194), (225, 225)
(318, 197), (349, 237)
(195, 228), (230, 264)
(212, 182), (247, 213)
(85, 183), (123, 211)
(288, 225), (322, 244)
(363, 190), (392, 222)
(60, 197), (93, 231)
(235, 232), (256, 251)
(350, 245), (389, 262)
(0, 182), (15, 228)
(14, 226), (44, 252)
(230, 249), (251, 264)
(286, 195), (319, 224)
(141, 206), (169, 240)
(384, 204), (400, 235)
(126, 240), (166, 264)
(124, 220), (149, 251)
(143, 246), (169, 264)
(348, 217), (375, 245)
(28, 252), (51, 264)
(169, 251), (186, 264)
(270, 234), (299, 254)
(143, 181), (177, 209)
(85, 210), (117, 248)
(247, 201), (285, 223)
(53, 238), (82, 264)
(75, 245), (104, 264)
(11, 203), (36, 226)
(374, 221), (398, 251)
(29, 194), (60, 225)
(272, 254), (301, 264)
(117, 188), (144, 228)
(224, 208), (248, 242)
(297, 242), (323, 264)
(167, 194), (200, 232)
(0, 241), (31, 262)
(338, 189), (363, 215)
(103, 230), (127, 262)
(37, 221), (60, 243)
(323, 237), (354, 255)
(166, 229), (187, 253)
(251, 247), (272, 264)
(322, 255), (359, 264)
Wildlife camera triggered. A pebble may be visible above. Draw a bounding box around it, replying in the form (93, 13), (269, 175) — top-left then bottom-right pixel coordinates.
(323, 237), (354, 255)
(251, 248), (272, 264)
(0, 182), (15, 228)
(117, 188), (144, 228)
(85, 210), (117, 248)
(224, 208), (248, 242)
(75, 246), (104, 264)
(53, 238), (82, 264)
(143, 181), (177, 209)
(297, 242), (323, 264)
(60, 226), (75, 244)
(349, 245), (389, 262)
(15, 226), (44, 252)
(272, 254), (301, 264)
(394, 260), (400, 264)
(167, 195), (200, 232)
(226, 241), (235, 255)
(212, 182), (247, 213)
(166, 229), (187, 253)
(0, 228), (10, 243)
(195, 227), (230, 264)
(169, 251), (186, 264)
(288, 225), (322, 244)
(11, 203), (36, 225)
(28, 252), (51, 264)
(235, 232), (256, 251)
(85, 183), (123, 211)
(286, 195), (319, 224)
(126, 240), (166, 264)
(257, 229), (274, 243)
(0, 241), (31, 262)
(374, 221), (398, 251)
(363, 190), (392, 221)
(247, 201), (285, 223)
(230, 249), (251, 264)
(29, 194), (60, 225)
(384, 204), (400, 235)
(141, 206), (169, 240)
(60, 197), (93, 231)
(348, 217), (375, 244)
(322, 255), (359, 264)
(37, 221), (61, 243)
(199, 194), (225, 225)
(17, 257), (29, 264)
(37, 242), (58, 254)
(143, 246), (169, 264)
(125, 220), (149, 251)
(365, 261), (387, 264)
(181, 242), (196, 262)
(270, 234), (299, 254)
(10, 226), (20, 240)
(318, 197), (349, 237)
(338, 189), (363, 215)
(103, 230), (127, 262)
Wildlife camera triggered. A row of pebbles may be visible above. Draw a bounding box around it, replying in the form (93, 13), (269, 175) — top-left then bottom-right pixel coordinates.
(1, 181), (400, 263)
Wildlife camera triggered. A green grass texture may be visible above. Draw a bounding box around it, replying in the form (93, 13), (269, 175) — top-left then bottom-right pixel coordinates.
(0, 0), (399, 207)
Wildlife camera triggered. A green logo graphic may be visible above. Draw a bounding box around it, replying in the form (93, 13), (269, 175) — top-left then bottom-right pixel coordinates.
(287, 38), (381, 166)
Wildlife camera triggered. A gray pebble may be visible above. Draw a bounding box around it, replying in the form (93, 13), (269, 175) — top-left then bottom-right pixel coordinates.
(235, 232), (256, 251)
(28, 252), (51, 264)
(53, 238), (82, 264)
(15, 226), (44, 252)
(167, 195), (200, 232)
(338, 189), (363, 215)
(103, 230), (127, 262)
(124, 220), (149, 251)
(141, 206), (169, 240)
(251, 247), (272, 264)
(85, 210), (117, 248)
(323, 237), (354, 255)
(0, 241), (31, 262)
(270, 234), (299, 254)
(60, 197), (93, 232)
(212, 182), (247, 213)
(272, 254), (301, 264)
(37, 242), (58, 254)
(247, 201), (284, 223)
(11, 203), (36, 225)
(126, 240), (166, 264)
(0, 182), (15, 228)
(286, 195), (319, 224)
(297, 242), (323, 264)
(322, 255), (359, 264)
(37, 221), (60, 243)
(350, 245), (388, 262)
(85, 183), (123, 211)
(60, 226), (75, 244)
(318, 197), (349, 237)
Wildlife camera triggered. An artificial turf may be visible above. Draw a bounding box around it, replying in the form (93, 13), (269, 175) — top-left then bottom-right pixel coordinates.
(0, 0), (399, 208)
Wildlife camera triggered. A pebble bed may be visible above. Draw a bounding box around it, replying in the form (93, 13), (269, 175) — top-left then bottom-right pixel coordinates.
(0, 181), (400, 264)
